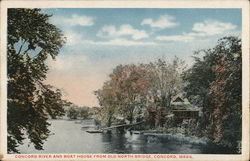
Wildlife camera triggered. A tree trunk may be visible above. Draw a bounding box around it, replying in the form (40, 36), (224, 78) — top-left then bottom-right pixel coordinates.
(107, 112), (113, 127)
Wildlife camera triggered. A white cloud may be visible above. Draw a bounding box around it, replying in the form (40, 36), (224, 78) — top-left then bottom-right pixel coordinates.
(52, 14), (94, 27)
(97, 24), (148, 40)
(91, 38), (156, 46)
(64, 30), (155, 46)
(192, 20), (236, 36)
(156, 20), (238, 42)
(65, 31), (85, 45)
(156, 35), (195, 42)
(141, 15), (178, 29)
(48, 54), (88, 72)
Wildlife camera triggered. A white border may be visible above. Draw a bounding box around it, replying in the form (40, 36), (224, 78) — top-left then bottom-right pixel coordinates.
(0, 1), (249, 161)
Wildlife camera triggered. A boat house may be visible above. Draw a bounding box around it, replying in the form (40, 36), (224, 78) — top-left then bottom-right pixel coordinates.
(171, 96), (200, 120)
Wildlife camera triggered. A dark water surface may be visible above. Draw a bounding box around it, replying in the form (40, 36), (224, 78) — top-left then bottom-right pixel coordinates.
(18, 119), (234, 154)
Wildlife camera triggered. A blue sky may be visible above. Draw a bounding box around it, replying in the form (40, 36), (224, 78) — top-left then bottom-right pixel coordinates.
(42, 8), (241, 107)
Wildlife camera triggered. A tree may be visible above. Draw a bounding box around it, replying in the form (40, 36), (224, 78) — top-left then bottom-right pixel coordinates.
(183, 36), (242, 152)
(7, 9), (66, 153)
(144, 58), (185, 127)
(96, 58), (185, 127)
(95, 81), (119, 127)
(149, 58), (186, 111)
(67, 107), (78, 119)
(79, 107), (90, 119)
(95, 64), (152, 125)
(206, 37), (241, 152)
(183, 50), (217, 107)
(112, 64), (152, 123)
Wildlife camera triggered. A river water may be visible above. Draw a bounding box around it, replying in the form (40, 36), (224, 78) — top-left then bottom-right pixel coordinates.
(18, 119), (233, 154)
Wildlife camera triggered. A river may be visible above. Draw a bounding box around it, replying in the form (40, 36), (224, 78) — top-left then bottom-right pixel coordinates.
(18, 119), (234, 154)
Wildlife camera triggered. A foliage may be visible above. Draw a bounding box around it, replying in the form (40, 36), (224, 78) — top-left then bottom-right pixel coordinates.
(79, 107), (90, 119)
(146, 58), (186, 127)
(96, 58), (186, 127)
(148, 57), (186, 110)
(182, 50), (217, 107)
(95, 77), (123, 126)
(111, 64), (152, 123)
(206, 37), (241, 152)
(67, 107), (78, 119)
(183, 36), (242, 152)
(7, 8), (65, 153)
(66, 105), (90, 120)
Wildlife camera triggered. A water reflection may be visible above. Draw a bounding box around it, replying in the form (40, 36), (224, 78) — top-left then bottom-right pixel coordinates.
(102, 132), (128, 153)
(18, 119), (234, 154)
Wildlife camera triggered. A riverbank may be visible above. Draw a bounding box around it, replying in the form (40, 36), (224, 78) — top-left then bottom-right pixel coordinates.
(87, 118), (238, 154)
(17, 119), (236, 154)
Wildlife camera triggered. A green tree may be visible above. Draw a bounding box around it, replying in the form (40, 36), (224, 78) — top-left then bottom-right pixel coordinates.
(183, 36), (242, 152)
(206, 37), (241, 152)
(79, 107), (90, 119)
(183, 50), (217, 107)
(7, 8), (66, 153)
(67, 107), (78, 119)
(95, 81), (119, 127)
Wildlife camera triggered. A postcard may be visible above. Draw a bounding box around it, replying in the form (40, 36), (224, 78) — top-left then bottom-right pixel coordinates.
(0, 0), (249, 161)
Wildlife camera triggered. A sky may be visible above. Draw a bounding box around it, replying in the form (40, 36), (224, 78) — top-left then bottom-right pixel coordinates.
(42, 8), (241, 107)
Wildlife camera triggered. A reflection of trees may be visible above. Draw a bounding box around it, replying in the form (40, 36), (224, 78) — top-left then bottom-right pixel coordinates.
(101, 132), (128, 153)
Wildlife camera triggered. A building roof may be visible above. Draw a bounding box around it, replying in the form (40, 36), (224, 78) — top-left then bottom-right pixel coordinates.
(173, 97), (184, 103)
(170, 94), (203, 111)
(171, 94), (190, 105)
